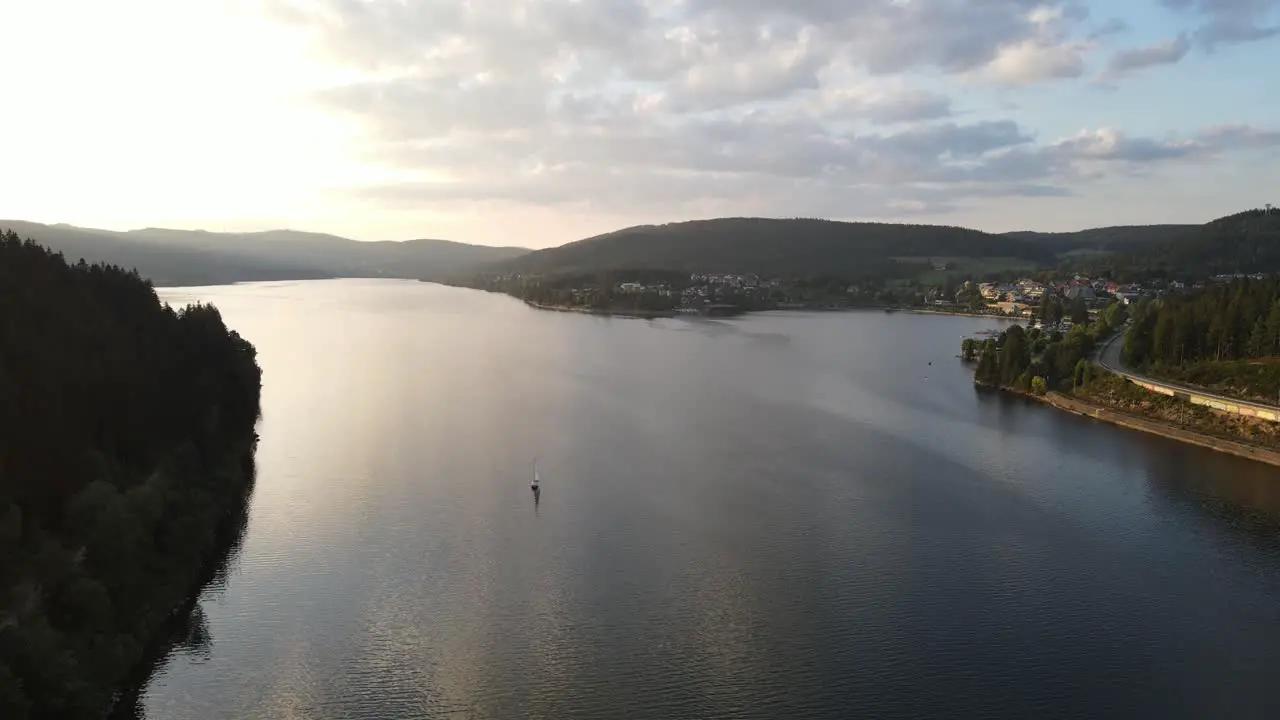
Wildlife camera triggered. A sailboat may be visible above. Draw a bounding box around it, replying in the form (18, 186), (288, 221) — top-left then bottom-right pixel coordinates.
(531, 458), (540, 492)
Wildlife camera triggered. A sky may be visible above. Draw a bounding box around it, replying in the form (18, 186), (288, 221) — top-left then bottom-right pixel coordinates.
(1, 0), (1279, 248)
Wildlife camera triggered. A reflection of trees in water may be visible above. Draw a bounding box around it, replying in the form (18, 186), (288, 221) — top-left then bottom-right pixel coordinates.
(1144, 449), (1280, 549)
(975, 387), (1280, 550)
(108, 457), (256, 720)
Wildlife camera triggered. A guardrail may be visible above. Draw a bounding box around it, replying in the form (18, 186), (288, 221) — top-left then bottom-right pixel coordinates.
(1096, 331), (1280, 423)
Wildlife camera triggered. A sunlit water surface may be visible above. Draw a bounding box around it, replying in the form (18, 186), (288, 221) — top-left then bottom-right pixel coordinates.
(121, 279), (1280, 719)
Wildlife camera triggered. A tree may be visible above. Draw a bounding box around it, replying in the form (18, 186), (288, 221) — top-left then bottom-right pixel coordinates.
(1248, 317), (1268, 358)
(1038, 294), (1064, 325)
(975, 342), (999, 385)
(0, 229), (262, 718)
(1266, 300), (1280, 356)
(999, 325), (1030, 386)
(1031, 376), (1048, 395)
(1070, 296), (1089, 324)
(1122, 275), (1280, 367)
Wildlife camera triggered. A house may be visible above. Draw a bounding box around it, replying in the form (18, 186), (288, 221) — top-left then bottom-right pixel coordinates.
(1019, 280), (1046, 298)
(1115, 288), (1140, 304)
(1064, 284), (1096, 301)
(994, 301), (1032, 317)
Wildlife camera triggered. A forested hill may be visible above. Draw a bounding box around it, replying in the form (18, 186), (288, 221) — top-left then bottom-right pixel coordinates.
(0, 231), (262, 718)
(486, 217), (1058, 279)
(1125, 276), (1280, 367)
(1002, 224), (1197, 255)
(471, 211), (1279, 282)
(1122, 275), (1280, 403)
(1, 221), (529, 286)
(1091, 210), (1280, 280)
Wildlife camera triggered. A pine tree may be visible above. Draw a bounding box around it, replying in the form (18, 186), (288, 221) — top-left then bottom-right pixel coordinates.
(1248, 317), (1268, 358)
(1266, 300), (1280, 356)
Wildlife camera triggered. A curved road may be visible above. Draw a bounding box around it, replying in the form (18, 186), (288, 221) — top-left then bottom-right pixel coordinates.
(1095, 327), (1280, 415)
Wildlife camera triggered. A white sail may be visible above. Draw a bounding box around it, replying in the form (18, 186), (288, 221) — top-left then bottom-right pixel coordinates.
(532, 458), (540, 488)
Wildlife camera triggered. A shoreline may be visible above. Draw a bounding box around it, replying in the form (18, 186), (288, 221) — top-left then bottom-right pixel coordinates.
(452, 282), (1028, 322)
(523, 284), (1277, 466)
(905, 307), (1020, 320)
(1008, 387), (1280, 467)
(519, 297), (1001, 320)
(522, 300), (680, 319)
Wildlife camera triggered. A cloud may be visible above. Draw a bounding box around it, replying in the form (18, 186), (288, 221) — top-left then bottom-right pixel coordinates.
(1088, 18), (1130, 39)
(259, 0), (1280, 222)
(821, 87), (954, 125)
(1196, 19), (1280, 48)
(1159, 0), (1280, 48)
(1103, 33), (1192, 78)
(976, 4), (1093, 85)
(982, 38), (1088, 84)
(1049, 125), (1280, 164)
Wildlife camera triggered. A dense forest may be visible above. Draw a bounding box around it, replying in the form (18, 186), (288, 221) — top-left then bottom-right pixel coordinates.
(467, 210), (1280, 288)
(0, 230), (262, 718)
(1123, 276), (1280, 402)
(487, 217), (1059, 279)
(1004, 223), (1196, 255)
(1084, 210), (1280, 281)
(963, 300), (1128, 393)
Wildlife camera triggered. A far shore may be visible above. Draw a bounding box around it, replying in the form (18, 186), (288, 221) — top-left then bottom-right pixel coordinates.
(522, 300), (679, 319)
(520, 296), (1030, 322)
(904, 306), (1023, 320)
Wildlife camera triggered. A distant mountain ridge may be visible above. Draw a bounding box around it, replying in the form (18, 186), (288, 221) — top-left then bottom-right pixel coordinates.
(475, 216), (1209, 281)
(5, 209), (1274, 287)
(471, 211), (1278, 282)
(0, 221), (529, 286)
(485, 217), (1055, 279)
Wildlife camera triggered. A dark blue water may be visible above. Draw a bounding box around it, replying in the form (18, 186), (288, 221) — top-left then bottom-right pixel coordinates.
(128, 279), (1280, 719)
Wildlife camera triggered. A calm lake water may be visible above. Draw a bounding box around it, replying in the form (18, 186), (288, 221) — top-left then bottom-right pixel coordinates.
(126, 278), (1280, 719)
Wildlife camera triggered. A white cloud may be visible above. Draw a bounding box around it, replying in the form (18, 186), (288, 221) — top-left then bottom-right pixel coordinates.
(241, 0), (1280, 233)
(982, 38), (1089, 84)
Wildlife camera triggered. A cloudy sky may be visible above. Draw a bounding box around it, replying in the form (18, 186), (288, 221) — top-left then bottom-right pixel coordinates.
(2, 0), (1278, 247)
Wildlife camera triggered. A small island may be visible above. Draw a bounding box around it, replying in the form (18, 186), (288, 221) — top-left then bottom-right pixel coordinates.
(0, 230), (263, 718)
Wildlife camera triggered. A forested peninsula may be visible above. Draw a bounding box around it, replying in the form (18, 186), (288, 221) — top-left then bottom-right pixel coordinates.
(0, 230), (263, 718)
(963, 276), (1280, 459)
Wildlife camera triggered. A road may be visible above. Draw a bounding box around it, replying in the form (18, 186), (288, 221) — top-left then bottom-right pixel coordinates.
(1095, 325), (1280, 414)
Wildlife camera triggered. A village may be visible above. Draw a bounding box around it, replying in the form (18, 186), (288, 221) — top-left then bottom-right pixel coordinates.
(496, 267), (1272, 318)
(927, 272), (1270, 319)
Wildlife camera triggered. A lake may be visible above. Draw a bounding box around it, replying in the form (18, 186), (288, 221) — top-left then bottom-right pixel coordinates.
(125, 278), (1280, 719)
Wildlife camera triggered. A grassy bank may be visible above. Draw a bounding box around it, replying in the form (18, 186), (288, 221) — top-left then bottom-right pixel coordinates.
(996, 370), (1280, 466)
(1072, 372), (1280, 450)
(1041, 390), (1280, 467)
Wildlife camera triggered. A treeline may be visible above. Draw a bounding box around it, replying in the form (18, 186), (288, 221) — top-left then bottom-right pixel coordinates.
(1085, 209), (1280, 282)
(1124, 276), (1280, 366)
(493, 217), (1058, 279)
(963, 301), (1128, 393)
(0, 231), (262, 718)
